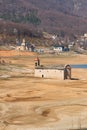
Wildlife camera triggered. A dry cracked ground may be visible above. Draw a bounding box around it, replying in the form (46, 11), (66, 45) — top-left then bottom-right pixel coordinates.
(0, 52), (87, 130)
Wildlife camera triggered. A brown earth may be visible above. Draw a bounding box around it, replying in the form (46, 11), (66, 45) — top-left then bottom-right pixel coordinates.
(0, 50), (36, 57)
(0, 51), (87, 130)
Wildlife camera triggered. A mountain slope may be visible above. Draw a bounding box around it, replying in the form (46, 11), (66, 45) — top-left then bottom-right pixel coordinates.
(0, 0), (87, 37)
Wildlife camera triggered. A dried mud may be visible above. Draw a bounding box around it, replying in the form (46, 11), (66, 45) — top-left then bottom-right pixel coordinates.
(0, 52), (87, 130)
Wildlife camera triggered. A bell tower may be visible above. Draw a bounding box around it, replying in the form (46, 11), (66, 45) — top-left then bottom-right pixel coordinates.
(34, 57), (40, 67)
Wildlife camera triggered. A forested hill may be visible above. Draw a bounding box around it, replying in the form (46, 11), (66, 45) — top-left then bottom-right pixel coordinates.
(0, 0), (87, 42)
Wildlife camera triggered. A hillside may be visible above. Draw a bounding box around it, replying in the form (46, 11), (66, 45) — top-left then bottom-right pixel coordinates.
(0, 0), (87, 45)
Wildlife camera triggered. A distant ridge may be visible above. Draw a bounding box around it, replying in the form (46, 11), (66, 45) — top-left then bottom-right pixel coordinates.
(0, 0), (87, 37)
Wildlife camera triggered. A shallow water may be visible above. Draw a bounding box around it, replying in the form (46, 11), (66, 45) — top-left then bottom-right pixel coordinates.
(71, 64), (87, 69)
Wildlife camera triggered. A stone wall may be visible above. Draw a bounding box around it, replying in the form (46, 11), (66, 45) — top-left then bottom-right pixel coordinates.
(35, 69), (64, 80)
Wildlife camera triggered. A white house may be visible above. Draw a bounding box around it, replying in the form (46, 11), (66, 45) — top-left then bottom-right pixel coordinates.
(16, 38), (26, 51)
(53, 45), (64, 52)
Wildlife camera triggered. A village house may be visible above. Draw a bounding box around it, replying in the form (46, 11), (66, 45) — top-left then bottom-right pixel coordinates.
(16, 38), (35, 51)
(53, 45), (64, 52)
(16, 38), (26, 51)
(53, 45), (69, 53)
(34, 57), (71, 80)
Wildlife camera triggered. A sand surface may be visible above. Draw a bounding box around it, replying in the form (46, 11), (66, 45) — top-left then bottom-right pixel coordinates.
(0, 51), (87, 130)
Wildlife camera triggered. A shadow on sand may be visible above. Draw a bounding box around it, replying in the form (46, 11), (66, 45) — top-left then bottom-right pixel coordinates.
(71, 78), (79, 80)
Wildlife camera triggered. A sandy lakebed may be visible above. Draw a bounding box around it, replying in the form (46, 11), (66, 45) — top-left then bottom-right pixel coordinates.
(0, 51), (87, 130)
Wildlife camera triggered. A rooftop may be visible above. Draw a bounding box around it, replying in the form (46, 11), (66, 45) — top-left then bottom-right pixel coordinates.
(35, 64), (65, 70)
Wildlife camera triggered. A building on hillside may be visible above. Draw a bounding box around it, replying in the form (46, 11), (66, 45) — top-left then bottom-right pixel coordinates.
(34, 57), (71, 80)
(84, 33), (87, 38)
(53, 45), (64, 52)
(16, 38), (36, 51)
(53, 45), (69, 53)
(21, 38), (26, 50)
(16, 38), (26, 51)
(15, 39), (21, 50)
